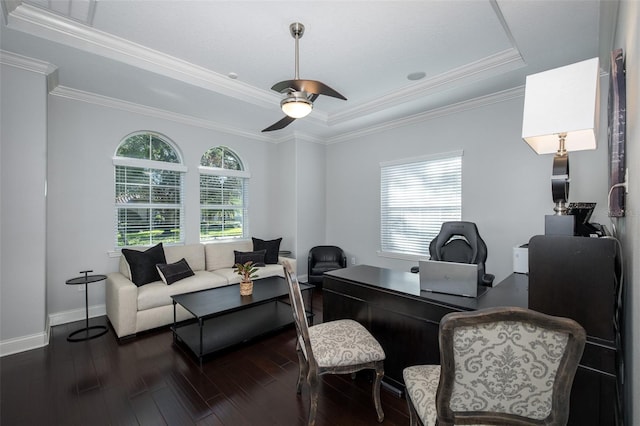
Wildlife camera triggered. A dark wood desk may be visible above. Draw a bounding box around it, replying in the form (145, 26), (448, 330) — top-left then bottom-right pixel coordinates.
(323, 265), (527, 392)
(323, 264), (617, 426)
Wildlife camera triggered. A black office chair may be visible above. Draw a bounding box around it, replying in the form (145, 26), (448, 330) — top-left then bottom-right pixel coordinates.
(429, 221), (494, 286)
(307, 246), (347, 288)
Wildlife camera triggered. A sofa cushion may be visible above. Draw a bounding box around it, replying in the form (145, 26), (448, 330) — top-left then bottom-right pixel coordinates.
(252, 237), (282, 264)
(121, 243), (166, 286)
(157, 258), (195, 285)
(163, 244), (205, 272)
(137, 271), (228, 311)
(205, 240), (253, 271)
(234, 249), (266, 267)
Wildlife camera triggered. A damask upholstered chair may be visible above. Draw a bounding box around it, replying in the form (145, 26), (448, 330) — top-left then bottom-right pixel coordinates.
(283, 261), (386, 426)
(403, 307), (586, 426)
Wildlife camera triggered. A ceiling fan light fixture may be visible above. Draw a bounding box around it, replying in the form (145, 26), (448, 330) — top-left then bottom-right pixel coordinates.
(262, 22), (346, 132)
(281, 91), (313, 118)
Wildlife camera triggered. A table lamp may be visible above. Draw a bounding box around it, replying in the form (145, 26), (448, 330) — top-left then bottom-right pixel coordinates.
(521, 57), (600, 216)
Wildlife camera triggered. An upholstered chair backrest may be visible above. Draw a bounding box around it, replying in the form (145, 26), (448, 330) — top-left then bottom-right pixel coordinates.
(429, 221), (495, 286)
(308, 246), (345, 263)
(436, 307), (586, 426)
(429, 221), (485, 264)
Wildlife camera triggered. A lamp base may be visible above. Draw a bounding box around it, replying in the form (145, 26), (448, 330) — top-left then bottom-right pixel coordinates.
(551, 152), (569, 214)
(545, 214), (575, 236)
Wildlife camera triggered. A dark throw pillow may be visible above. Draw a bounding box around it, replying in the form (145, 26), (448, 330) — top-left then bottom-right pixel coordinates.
(234, 249), (266, 267)
(156, 258), (195, 285)
(121, 243), (166, 286)
(252, 237), (282, 264)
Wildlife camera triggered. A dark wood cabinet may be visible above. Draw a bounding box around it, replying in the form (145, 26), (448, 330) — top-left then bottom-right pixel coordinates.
(528, 235), (623, 426)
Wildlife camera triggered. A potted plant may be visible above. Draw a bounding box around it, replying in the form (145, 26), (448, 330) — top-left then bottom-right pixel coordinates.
(234, 261), (259, 296)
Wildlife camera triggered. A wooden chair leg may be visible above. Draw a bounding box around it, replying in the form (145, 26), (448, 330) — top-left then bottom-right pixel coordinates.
(373, 363), (385, 422)
(307, 374), (319, 426)
(295, 347), (307, 394)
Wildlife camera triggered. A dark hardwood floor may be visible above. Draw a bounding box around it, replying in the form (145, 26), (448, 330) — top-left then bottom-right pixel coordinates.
(1, 290), (410, 426)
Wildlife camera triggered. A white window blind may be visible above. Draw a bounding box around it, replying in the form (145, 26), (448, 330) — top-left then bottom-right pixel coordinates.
(199, 169), (248, 241)
(115, 165), (185, 247)
(380, 152), (462, 258)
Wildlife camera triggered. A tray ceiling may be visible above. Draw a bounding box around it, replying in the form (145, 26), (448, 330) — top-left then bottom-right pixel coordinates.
(0, 0), (615, 142)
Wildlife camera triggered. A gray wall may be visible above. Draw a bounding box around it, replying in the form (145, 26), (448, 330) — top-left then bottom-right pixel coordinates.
(325, 94), (610, 284)
(0, 62), (48, 350)
(613, 1), (639, 424)
(45, 95), (281, 319)
(295, 138), (326, 279)
(272, 139), (297, 255)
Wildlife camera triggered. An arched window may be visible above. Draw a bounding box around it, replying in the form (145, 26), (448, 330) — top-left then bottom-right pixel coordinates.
(199, 146), (250, 241)
(114, 132), (186, 247)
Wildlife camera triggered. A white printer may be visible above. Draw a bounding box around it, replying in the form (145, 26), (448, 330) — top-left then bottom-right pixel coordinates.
(513, 244), (528, 274)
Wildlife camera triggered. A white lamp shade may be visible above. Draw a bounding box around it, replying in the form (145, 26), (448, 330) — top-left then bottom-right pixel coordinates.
(522, 57), (600, 154)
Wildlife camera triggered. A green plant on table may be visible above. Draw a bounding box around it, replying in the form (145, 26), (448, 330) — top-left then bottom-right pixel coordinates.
(234, 261), (259, 283)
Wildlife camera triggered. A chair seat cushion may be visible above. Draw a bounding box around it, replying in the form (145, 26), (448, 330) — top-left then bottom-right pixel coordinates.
(403, 365), (440, 426)
(308, 319), (385, 367)
(404, 365), (489, 426)
(310, 261), (342, 275)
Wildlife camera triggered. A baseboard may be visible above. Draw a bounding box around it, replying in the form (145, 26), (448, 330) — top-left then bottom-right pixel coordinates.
(48, 303), (107, 326)
(0, 329), (49, 357)
(1, 304), (106, 356)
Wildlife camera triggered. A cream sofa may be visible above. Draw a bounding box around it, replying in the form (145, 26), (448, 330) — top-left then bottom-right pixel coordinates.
(106, 240), (296, 338)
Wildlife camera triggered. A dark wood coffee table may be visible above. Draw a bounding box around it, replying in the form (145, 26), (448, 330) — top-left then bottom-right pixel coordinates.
(171, 276), (313, 365)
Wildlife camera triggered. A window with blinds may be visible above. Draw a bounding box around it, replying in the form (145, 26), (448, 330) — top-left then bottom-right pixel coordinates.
(380, 151), (462, 258)
(199, 147), (249, 241)
(114, 132), (186, 247)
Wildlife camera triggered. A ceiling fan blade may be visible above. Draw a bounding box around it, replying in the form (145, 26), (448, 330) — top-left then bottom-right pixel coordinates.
(296, 80), (347, 100)
(271, 80), (297, 93)
(271, 79), (346, 100)
(262, 115), (296, 132)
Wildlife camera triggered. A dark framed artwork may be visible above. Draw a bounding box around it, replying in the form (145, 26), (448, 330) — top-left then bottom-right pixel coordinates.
(608, 48), (626, 217)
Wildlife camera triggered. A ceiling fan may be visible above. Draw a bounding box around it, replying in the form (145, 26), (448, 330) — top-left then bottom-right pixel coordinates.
(262, 22), (347, 132)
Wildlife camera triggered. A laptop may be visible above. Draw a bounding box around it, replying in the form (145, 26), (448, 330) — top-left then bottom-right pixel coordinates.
(419, 260), (484, 298)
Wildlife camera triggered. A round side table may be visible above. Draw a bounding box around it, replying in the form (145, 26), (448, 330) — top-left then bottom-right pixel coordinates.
(65, 270), (108, 342)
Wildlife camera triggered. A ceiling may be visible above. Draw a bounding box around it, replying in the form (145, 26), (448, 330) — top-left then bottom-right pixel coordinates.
(0, 0), (616, 143)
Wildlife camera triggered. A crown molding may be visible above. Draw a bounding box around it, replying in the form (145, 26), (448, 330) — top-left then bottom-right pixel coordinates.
(0, 49), (57, 74)
(1, 0), (20, 24)
(6, 3), (278, 109)
(49, 82), (524, 147)
(50, 85), (275, 143)
(326, 86), (525, 144)
(328, 48), (524, 126)
(292, 131), (325, 145)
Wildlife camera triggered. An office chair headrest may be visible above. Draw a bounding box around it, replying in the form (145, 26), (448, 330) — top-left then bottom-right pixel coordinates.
(431, 221), (481, 263)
